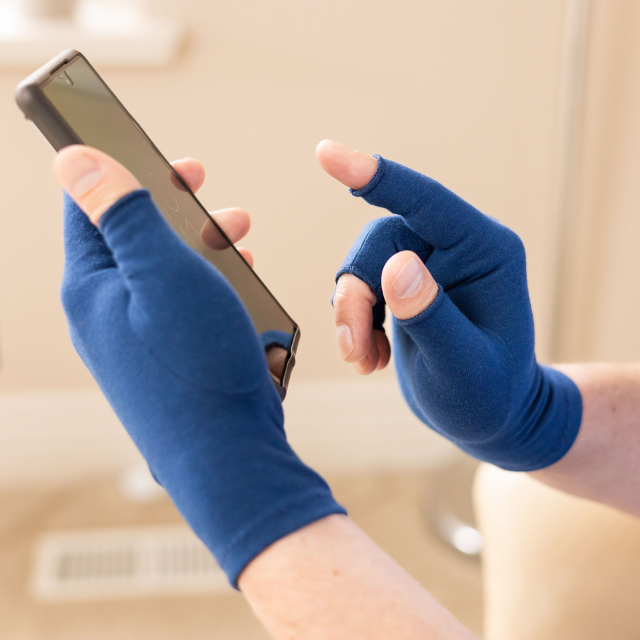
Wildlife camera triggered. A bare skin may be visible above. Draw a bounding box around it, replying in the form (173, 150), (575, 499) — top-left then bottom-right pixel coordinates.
(53, 146), (255, 265)
(240, 514), (476, 640)
(315, 139), (440, 374)
(53, 143), (640, 640)
(531, 363), (640, 517)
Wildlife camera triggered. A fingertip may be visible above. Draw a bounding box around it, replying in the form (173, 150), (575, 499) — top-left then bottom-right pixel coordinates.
(202, 208), (251, 249)
(226, 207), (251, 239)
(374, 330), (391, 370)
(54, 145), (141, 225)
(53, 145), (94, 183)
(316, 139), (378, 190)
(237, 246), (254, 268)
(315, 139), (345, 161)
(333, 274), (377, 364)
(315, 140), (343, 178)
(171, 158), (206, 193)
(212, 207), (250, 236)
(351, 326), (380, 375)
(336, 323), (373, 364)
(53, 144), (83, 167)
(336, 323), (355, 361)
(353, 348), (378, 375)
(381, 251), (438, 321)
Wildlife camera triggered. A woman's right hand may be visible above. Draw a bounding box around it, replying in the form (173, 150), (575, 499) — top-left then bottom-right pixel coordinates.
(318, 140), (583, 472)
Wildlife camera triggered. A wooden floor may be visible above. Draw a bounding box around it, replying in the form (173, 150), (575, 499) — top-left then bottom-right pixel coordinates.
(0, 470), (482, 639)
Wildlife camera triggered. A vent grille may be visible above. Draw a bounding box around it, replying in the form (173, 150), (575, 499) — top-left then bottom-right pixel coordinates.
(32, 525), (230, 600)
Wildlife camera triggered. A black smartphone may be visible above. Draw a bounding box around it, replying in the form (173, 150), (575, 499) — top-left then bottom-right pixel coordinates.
(16, 49), (299, 399)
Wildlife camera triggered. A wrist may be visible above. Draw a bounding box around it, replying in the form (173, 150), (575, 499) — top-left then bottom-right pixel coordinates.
(459, 365), (583, 471)
(145, 402), (346, 587)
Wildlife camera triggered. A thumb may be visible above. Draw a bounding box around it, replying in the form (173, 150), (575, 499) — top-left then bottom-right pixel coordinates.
(53, 145), (141, 225)
(381, 251), (439, 320)
(55, 144), (189, 310)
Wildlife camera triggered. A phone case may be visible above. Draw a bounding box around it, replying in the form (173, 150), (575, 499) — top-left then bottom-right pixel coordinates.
(16, 50), (300, 399)
(16, 50), (83, 150)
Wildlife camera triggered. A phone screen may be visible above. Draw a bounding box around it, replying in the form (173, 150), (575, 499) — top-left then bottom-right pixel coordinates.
(41, 56), (296, 386)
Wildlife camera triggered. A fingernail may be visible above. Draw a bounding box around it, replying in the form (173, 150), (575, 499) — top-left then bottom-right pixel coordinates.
(391, 256), (423, 298)
(59, 151), (104, 198)
(337, 324), (354, 360)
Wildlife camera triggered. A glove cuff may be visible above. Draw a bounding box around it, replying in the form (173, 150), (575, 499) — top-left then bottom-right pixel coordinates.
(459, 365), (583, 471)
(221, 489), (347, 588)
(350, 154), (386, 198)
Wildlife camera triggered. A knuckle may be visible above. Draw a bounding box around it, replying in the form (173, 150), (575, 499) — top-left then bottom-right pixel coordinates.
(500, 229), (527, 267)
(482, 224), (526, 268)
(504, 228), (526, 254)
(342, 274), (376, 302)
(60, 278), (83, 319)
(333, 289), (376, 326)
(366, 215), (411, 246)
(385, 215), (409, 233)
(332, 289), (349, 309)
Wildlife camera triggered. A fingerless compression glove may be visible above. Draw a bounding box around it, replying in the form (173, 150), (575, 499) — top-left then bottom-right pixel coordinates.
(336, 157), (583, 471)
(62, 190), (345, 586)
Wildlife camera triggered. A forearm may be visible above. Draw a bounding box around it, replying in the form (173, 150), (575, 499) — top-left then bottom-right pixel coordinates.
(238, 514), (476, 640)
(531, 363), (640, 516)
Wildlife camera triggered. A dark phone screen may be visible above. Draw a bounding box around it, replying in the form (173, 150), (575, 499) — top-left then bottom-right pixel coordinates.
(43, 57), (295, 384)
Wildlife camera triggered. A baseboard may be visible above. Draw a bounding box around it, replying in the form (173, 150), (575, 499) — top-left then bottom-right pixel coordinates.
(0, 378), (457, 488)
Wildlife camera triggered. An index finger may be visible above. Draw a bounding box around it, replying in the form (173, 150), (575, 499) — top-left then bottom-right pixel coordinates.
(352, 156), (495, 250)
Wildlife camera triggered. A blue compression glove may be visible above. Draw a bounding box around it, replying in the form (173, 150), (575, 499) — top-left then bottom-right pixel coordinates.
(336, 157), (583, 471)
(62, 189), (345, 586)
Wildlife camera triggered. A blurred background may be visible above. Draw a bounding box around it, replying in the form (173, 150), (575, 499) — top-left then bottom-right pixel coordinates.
(0, 0), (640, 638)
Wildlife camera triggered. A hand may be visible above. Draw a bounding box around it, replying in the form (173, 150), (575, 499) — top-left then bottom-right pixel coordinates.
(54, 145), (344, 585)
(56, 146), (255, 262)
(317, 140), (583, 471)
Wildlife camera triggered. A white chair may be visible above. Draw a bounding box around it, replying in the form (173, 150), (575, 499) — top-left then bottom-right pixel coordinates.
(474, 464), (640, 640)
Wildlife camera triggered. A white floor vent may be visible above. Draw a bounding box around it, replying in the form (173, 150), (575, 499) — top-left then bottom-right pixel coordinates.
(31, 525), (231, 601)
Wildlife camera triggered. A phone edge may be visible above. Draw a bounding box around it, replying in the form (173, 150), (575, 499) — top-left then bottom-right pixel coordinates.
(15, 50), (300, 397)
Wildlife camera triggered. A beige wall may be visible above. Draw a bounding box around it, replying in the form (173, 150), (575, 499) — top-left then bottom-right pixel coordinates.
(556, 1), (640, 362)
(0, 0), (568, 390)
